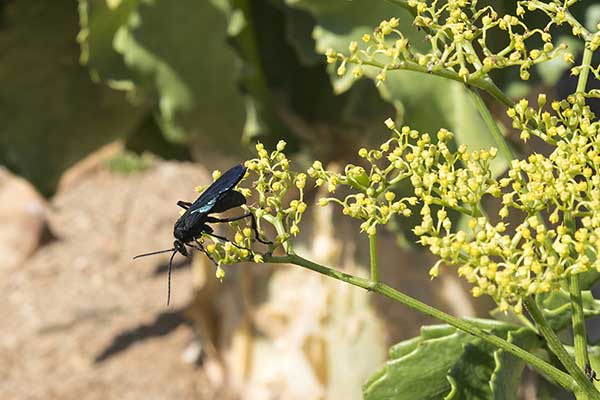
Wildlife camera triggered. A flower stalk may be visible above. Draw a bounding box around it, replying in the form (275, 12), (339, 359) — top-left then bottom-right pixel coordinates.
(369, 232), (380, 283)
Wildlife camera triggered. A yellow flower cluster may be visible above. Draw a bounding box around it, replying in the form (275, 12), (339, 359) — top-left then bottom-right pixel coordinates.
(308, 119), (421, 236)
(245, 141), (307, 240)
(202, 141), (306, 275)
(312, 110), (600, 311)
(325, 0), (573, 84)
(416, 92), (600, 309)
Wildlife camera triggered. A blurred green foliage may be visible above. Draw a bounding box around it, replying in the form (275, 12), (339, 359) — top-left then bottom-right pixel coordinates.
(106, 150), (153, 174)
(0, 0), (144, 196)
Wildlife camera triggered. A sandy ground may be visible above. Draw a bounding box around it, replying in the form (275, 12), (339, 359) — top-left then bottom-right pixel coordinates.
(1, 162), (218, 399)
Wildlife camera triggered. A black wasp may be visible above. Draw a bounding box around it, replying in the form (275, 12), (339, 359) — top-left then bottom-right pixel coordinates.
(586, 363), (600, 382)
(133, 163), (270, 304)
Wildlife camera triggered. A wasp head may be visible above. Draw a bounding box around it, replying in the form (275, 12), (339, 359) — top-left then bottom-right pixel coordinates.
(174, 240), (188, 257)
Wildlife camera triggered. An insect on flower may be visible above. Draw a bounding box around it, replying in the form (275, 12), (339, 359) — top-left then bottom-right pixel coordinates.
(133, 163), (270, 305)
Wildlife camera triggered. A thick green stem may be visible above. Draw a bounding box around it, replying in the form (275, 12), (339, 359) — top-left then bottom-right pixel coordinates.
(576, 47), (594, 94)
(369, 233), (380, 283)
(467, 88), (516, 161)
(266, 253), (578, 393)
(565, 210), (590, 372)
(525, 298), (599, 399)
(263, 214), (293, 254)
(565, 41), (596, 381)
(570, 274), (590, 370)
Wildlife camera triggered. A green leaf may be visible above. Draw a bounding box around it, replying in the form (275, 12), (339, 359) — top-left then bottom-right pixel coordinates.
(364, 330), (466, 400)
(445, 343), (495, 399)
(489, 329), (540, 400)
(79, 0), (246, 150)
(363, 319), (536, 400)
(77, 0), (141, 85)
(0, 0), (143, 195)
(537, 289), (600, 332)
(578, 268), (600, 291)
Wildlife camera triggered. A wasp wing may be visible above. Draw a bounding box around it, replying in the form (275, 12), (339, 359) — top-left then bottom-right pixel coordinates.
(190, 164), (246, 215)
(210, 190), (246, 214)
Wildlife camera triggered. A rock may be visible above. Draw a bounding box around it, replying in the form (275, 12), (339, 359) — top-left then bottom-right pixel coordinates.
(0, 167), (48, 270)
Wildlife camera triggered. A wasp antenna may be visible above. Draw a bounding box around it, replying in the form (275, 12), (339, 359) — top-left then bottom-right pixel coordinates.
(166, 251), (177, 306)
(133, 248), (176, 260)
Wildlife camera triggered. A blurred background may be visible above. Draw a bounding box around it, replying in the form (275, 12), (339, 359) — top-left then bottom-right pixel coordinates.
(1, 1), (599, 399)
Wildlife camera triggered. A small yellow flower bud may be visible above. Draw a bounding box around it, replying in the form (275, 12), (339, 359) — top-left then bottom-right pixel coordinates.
(325, 48), (337, 64)
(384, 118), (396, 130)
(348, 41), (358, 53)
(352, 67), (363, 78)
(295, 173), (307, 189)
(290, 224), (300, 236)
(563, 53), (574, 64)
(429, 261), (441, 279)
(296, 202), (307, 213)
(468, 218), (478, 229)
(235, 232), (244, 244)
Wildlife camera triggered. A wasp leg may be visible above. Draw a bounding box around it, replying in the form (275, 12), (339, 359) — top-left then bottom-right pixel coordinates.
(206, 213), (272, 245)
(191, 239), (218, 266)
(177, 201), (193, 210)
(203, 232), (254, 255)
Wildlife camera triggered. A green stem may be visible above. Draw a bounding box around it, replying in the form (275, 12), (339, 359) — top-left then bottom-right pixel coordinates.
(263, 214), (293, 254)
(467, 88), (516, 161)
(525, 298), (599, 399)
(576, 47), (594, 94)
(369, 232), (380, 283)
(266, 253), (578, 393)
(570, 273), (589, 370)
(566, 40), (595, 378)
(577, 46), (594, 93)
(565, 210), (589, 371)
(361, 60), (514, 108)
(515, 312), (538, 333)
